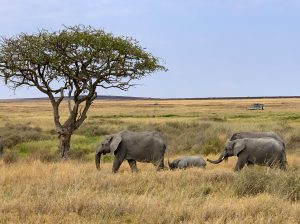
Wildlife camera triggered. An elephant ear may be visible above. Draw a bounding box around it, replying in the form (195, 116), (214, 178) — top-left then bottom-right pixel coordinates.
(110, 134), (122, 153)
(233, 141), (246, 156)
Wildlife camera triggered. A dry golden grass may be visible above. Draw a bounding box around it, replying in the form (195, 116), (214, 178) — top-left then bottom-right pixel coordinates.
(0, 160), (299, 224)
(0, 98), (300, 223)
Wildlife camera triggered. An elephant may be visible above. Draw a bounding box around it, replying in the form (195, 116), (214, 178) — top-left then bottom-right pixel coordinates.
(168, 156), (206, 170)
(207, 138), (286, 171)
(229, 131), (284, 143)
(95, 131), (167, 173)
(229, 131), (287, 165)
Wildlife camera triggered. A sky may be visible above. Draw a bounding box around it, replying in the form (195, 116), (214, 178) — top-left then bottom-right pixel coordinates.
(0, 0), (300, 99)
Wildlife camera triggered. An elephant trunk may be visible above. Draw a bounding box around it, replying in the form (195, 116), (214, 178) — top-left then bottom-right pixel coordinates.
(207, 152), (226, 164)
(95, 152), (101, 170)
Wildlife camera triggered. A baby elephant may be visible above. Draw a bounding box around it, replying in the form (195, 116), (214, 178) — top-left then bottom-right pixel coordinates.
(168, 156), (206, 170)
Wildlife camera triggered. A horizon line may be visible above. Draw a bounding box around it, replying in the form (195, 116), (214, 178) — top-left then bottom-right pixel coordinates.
(1, 95), (300, 101)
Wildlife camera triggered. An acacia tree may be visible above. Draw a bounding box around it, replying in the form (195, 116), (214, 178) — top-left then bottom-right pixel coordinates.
(0, 25), (166, 158)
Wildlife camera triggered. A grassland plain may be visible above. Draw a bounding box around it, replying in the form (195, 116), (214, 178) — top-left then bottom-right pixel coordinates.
(0, 98), (300, 223)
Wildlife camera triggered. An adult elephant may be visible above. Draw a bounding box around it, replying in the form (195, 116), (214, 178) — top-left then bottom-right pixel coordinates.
(207, 138), (286, 171)
(229, 131), (284, 143)
(168, 156), (206, 170)
(95, 131), (166, 173)
(229, 131), (287, 165)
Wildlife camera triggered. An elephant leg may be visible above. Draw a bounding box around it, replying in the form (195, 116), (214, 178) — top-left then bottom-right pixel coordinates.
(234, 157), (246, 172)
(112, 159), (123, 173)
(275, 153), (287, 170)
(156, 158), (165, 171)
(270, 157), (286, 170)
(246, 161), (254, 167)
(127, 159), (138, 173)
(280, 157), (287, 170)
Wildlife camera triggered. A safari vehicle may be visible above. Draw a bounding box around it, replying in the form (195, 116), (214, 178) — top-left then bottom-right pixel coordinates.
(248, 103), (264, 110)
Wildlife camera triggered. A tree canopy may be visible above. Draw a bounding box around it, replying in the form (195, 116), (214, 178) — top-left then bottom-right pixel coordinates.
(0, 25), (167, 157)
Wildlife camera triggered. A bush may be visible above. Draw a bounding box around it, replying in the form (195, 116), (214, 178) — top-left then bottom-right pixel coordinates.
(75, 122), (113, 136)
(286, 134), (300, 150)
(0, 123), (49, 148)
(69, 147), (92, 161)
(3, 150), (19, 164)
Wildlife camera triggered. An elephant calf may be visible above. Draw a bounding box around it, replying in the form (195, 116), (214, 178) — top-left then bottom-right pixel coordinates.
(168, 156), (206, 170)
(95, 131), (166, 173)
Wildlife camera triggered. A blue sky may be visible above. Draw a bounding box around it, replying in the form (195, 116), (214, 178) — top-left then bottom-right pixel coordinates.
(1, 0), (300, 99)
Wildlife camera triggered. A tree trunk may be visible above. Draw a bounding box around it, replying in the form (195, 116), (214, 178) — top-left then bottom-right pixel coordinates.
(59, 133), (72, 158)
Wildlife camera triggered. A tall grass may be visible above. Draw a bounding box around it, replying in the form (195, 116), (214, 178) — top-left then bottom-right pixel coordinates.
(0, 98), (300, 223)
(233, 167), (300, 201)
(0, 161), (299, 224)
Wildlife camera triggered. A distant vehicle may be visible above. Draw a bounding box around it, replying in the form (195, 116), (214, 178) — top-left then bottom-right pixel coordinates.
(248, 103), (264, 110)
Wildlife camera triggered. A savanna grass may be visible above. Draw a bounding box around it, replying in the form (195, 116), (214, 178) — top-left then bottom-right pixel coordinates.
(0, 98), (300, 223)
(0, 161), (299, 224)
(233, 167), (300, 201)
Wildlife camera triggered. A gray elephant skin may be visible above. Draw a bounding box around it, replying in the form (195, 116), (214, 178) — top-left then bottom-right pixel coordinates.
(207, 138), (286, 171)
(168, 156), (206, 170)
(229, 131), (287, 165)
(229, 131), (284, 144)
(95, 131), (166, 173)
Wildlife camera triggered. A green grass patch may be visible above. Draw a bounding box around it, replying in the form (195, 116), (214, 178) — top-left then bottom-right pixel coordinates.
(277, 113), (300, 121)
(14, 139), (58, 157)
(13, 135), (100, 160)
(228, 114), (258, 120)
(0, 123), (51, 148)
(90, 114), (199, 119)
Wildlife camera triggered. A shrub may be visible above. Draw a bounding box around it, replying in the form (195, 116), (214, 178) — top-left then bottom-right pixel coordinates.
(3, 150), (19, 164)
(286, 134), (300, 150)
(0, 123), (49, 148)
(69, 147), (92, 161)
(75, 122), (113, 136)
